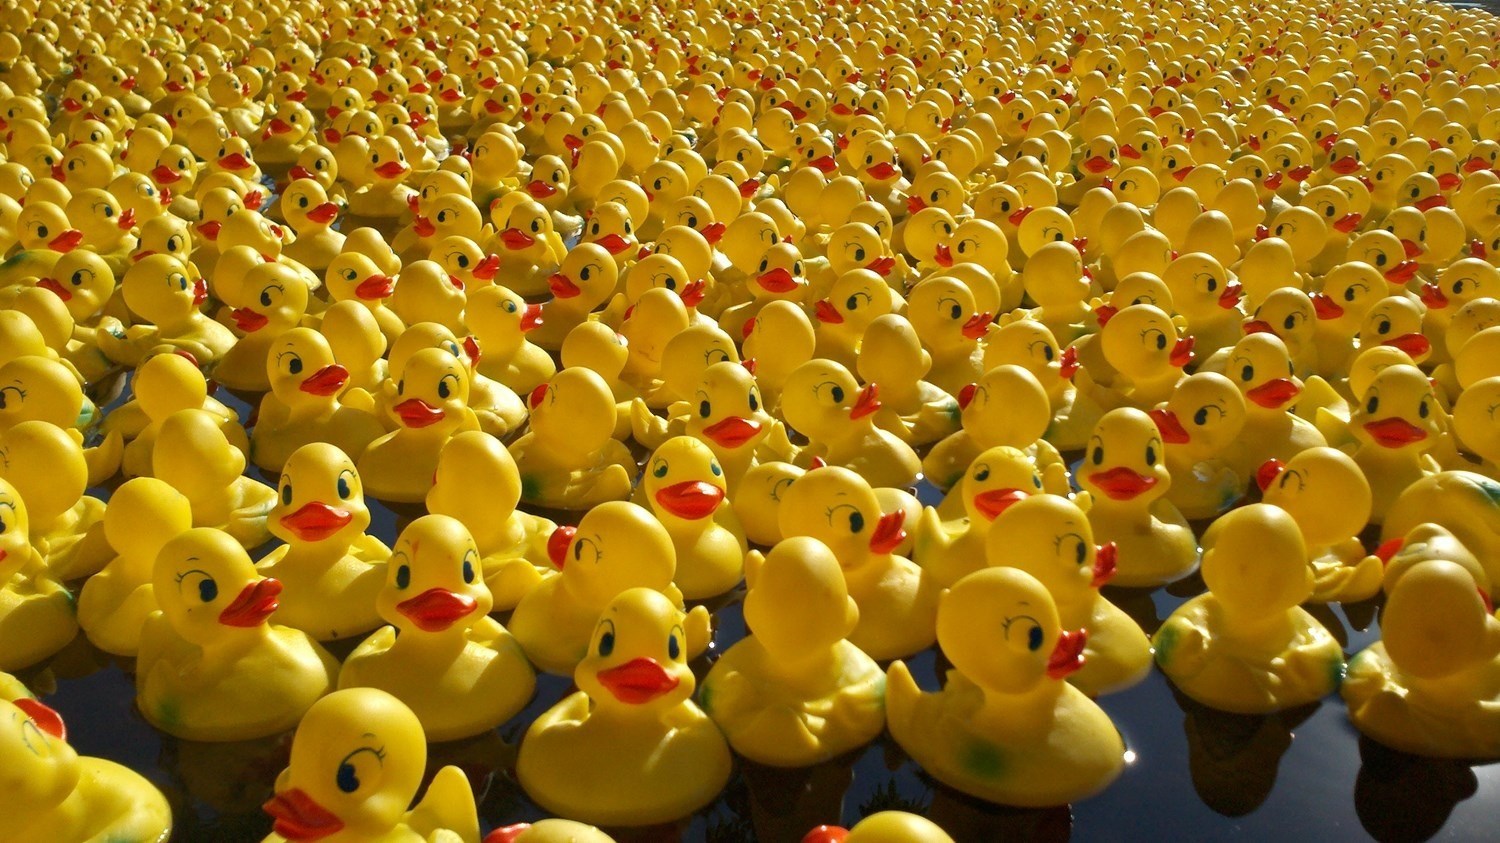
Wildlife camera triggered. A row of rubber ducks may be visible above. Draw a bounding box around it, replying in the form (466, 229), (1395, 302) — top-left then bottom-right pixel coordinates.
(2, 0), (1500, 837)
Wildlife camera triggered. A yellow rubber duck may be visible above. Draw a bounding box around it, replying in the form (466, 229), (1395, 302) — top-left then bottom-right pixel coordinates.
(155, 404), (275, 548)
(1151, 371), (1248, 519)
(1343, 559), (1500, 758)
(137, 527), (337, 740)
(357, 347), (481, 504)
(483, 819), (614, 843)
(781, 358), (921, 490)
(258, 443), (388, 642)
(922, 363), (1068, 497)
(214, 261), (312, 393)
(465, 284), (553, 395)
(427, 430), (557, 612)
(517, 587), (731, 827)
(35, 247), (117, 329)
(381, 322), (525, 438)
(527, 242), (617, 351)
(856, 314), (962, 447)
(812, 268), (895, 370)
(1079, 408), (1199, 587)
(0, 695), (173, 843)
(905, 274), (990, 395)
(339, 514), (534, 741)
(1153, 504), (1345, 714)
(780, 466), (937, 660)
(1453, 375), (1500, 477)
(97, 253), (235, 365)
(251, 327), (385, 472)
(1259, 447), (1382, 602)
(638, 436), (747, 600)
(280, 177), (345, 272)
(1221, 332), (1327, 477)
(0, 201), (80, 287)
(1348, 363), (1443, 523)
(802, 812), (954, 843)
(1078, 303), (1195, 410)
(0, 475), (76, 671)
(886, 567), (1126, 807)
(700, 535), (883, 766)
(914, 445), (1043, 588)
(509, 367), (637, 509)
(742, 299), (817, 411)
(76, 477), (191, 657)
(323, 250), (405, 347)
(262, 687), (481, 843)
(0, 419), (113, 580)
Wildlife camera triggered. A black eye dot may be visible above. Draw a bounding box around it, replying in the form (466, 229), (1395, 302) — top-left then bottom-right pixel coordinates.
(848, 511), (864, 532)
(1240, 364), (1253, 381)
(1145, 445), (1156, 465)
(1155, 334), (1167, 350)
(1366, 396), (1379, 414)
(1091, 446), (1104, 465)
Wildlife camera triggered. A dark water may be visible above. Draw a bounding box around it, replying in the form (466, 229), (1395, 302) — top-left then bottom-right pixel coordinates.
(14, 377), (1498, 842)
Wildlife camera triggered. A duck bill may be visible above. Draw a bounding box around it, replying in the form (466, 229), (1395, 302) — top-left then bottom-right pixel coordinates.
(373, 161), (408, 179)
(355, 275), (395, 300)
(280, 502), (353, 542)
(1091, 543), (1117, 588)
(1007, 206), (1034, 226)
(1363, 417), (1428, 448)
(756, 267), (798, 293)
(219, 578), (283, 627)
(814, 299), (844, 324)
(701, 415), (762, 448)
(868, 509), (907, 554)
(1217, 282), (1243, 309)
(905, 195), (927, 214)
(299, 364), (349, 396)
(1383, 260), (1419, 285)
(1420, 284), (1449, 309)
(809, 155), (838, 174)
(1169, 335), (1196, 367)
(393, 398), (446, 428)
(546, 525), (576, 569)
(700, 222), (726, 243)
(547, 272), (581, 298)
(865, 161), (898, 180)
(307, 202), (340, 224)
(396, 587), (477, 632)
(218, 152), (251, 171)
(1310, 293), (1344, 320)
(1382, 333), (1430, 357)
(1246, 377), (1301, 408)
(412, 216), (436, 237)
(525, 179), (557, 198)
(961, 311), (992, 339)
(37, 277), (71, 300)
(14, 698), (65, 739)
(974, 488), (1027, 520)
(1046, 628), (1088, 679)
(1087, 467), (1158, 500)
(594, 233), (630, 255)
(866, 256), (896, 276)
(1148, 408), (1190, 443)
(500, 228), (536, 251)
(597, 657), (680, 704)
(192, 278), (209, 305)
(1414, 195), (1447, 211)
(1330, 157), (1360, 175)
(264, 788), (345, 842)
(1255, 458), (1286, 492)
(1333, 213), (1362, 233)
(933, 242), (954, 267)
(48, 229), (84, 252)
(471, 254), (501, 280)
(232, 307), (269, 332)
(117, 208), (137, 229)
(519, 303), (545, 331)
(655, 480), (725, 520)
(1083, 155), (1113, 174)
(849, 383), (881, 419)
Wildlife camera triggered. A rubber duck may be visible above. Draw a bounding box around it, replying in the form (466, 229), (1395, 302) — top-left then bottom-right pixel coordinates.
(520, 153), (585, 238)
(1151, 372), (1248, 519)
(137, 528), (337, 740)
(742, 299), (817, 411)
(1221, 333), (1327, 477)
(1310, 262), (1385, 378)
(0, 354), (94, 437)
(0, 202), (80, 287)
(1381, 472), (1500, 592)
(262, 687), (481, 843)
(213, 261), (312, 393)
(0, 696), (173, 843)
(509, 367), (637, 510)
(345, 136), (416, 234)
(251, 327), (386, 472)
(886, 567), (1125, 806)
(1343, 559), (1500, 759)
(155, 408), (277, 550)
(427, 431), (556, 612)
(257, 443), (388, 643)
(856, 314), (962, 447)
(280, 177), (345, 272)
(780, 359), (921, 489)
(1078, 303), (1195, 411)
(638, 436), (746, 601)
(905, 275), (989, 395)
(527, 242), (618, 351)
(36, 242), (117, 330)
(1079, 408), (1199, 587)
(338, 514), (533, 741)
(1154, 504), (1344, 714)
(802, 813), (954, 843)
(76, 477), (191, 657)
(0, 418), (112, 580)
(0, 476), (76, 671)
(323, 250), (406, 347)
(510, 500), (710, 675)
(96, 253), (234, 365)
(517, 587), (731, 826)
(779, 466), (938, 660)
(1018, 241), (1092, 344)
(914, 445), (1044, 588)
(700, 535), (883, 766)
(1348, 363), (1443, 523)
(719, 241), (811, 340)
(922, 363), (1068, 497)
(1258, 447), (1382, 603)
(1453, 376), (1500, 477)
(989, 494), (1152, 697)
(465, 284), (552, 395)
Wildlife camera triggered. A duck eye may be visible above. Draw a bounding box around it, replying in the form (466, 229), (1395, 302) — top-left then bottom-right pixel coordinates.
(288, 357), (303, 374)
(974, 466), (990, 481)
(1027, 625), (1044, 651)
(198, 578), (218, 602)
(710, 462), (722, 477)
(336, 762), (360, 794)
(1344, 287), (1357, 302)
(463, 558), (475, 583)
(1091, 445), (1104, 464)
(281, 482), (293, 505)
(395, 564), (411, 589)
(1283, 314), (1297, 330)
(598, 629), (614, 656)
(1240, 364), (1253, 381)
(1418, 399), (1429, 418)
(653, 459), (669, 478)
(1377, 319), (1391, 334)
(1145, 444), (1156, 465)
(1366, 396), (1379, 414)
(848, 511), (864, 532)
(747, 387), (759, 411)
(337, 476), (351, 498)
(950, 304), (962, 319)
(698, 399), (711, 418)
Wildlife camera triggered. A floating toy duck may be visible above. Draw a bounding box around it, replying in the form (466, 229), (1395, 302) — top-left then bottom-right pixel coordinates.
(856, 314), (962, 447)
(887, 567), (1125, 807)
(0, 419), (113, 580)
(1347, 363), (1443, 523)
(781, 359), (921, 490)
(905, 275), (990, 395)
(1259, 447), (1382, 603)
(155, 408), (276, 549)
(1342, 559), (1500, 759)
(989, 494), (1153, 697)
(339, 514), (534, 741)
(517, 587), (732, 827)
(527, 243), (618, 351)
(0, 476), (76, 671)
(1154, 504), (1344, 714)
(779, 466), (937, 660)
(357, 347), (481, 504)
(323, 250), (405, 347)
(280, 177), (345, 272)
(923, 363), (1068, 499)
(262, 687), (481, 843)
(803, 813), (954, 843)
(465, 284), (553, 396)
(137, 528), (337, 741)
(1221, 333), (1327, 478)
(914, 445), (1043, 588)
(509, 368), (637, 510)
(701, 535), (884, 766)
(1147, 371), (1247, 519)
(213, 261), (312, 393)
(1079, 408), (1199, 587)
(427, 431), (557, 612)
(258, 444), (389, 642)
(251, 327), (386, 472)
(97, 253), (235, 365)
(0, 695), (173, 843)
(76, 477), (191, 657)
(741, 299), (817, 411)
(638, 436), (746, 601)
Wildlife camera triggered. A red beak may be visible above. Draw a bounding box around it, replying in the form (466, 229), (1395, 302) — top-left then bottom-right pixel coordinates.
(299, 365), (349, 396)
(1384, 260), (1419, 284)
(594, 233), (630, 255)
(37, 277), (71, 300)
(1149, 408), (1190, 443)
(1046, 628), (1088, 679)
(288, 165), (314, 181)
(546, 525), (575, 569)
(1088, 467), (1158, 500)
(973, 488), (1027, 520)
(1092, 543), (1117, 588)
(849, 383), (881, 419)
(264, 788), (345, 841)
(1255, 458), (1286, 492)
(1363, 417), (1428, 448)
(868, 509), (907, 554)
(1120, 144), (1141, 159)
(192, 278), (209, 305)
(1083, 155), (1113, 174)
(654, 480), (725, 519)
(218, 152), (252, 171)
(219, 578), (283, 627)
(197, 220), (222, 241)
(1263, 172), (1283, 190)
(279, 502), (352, 542)
(597, 657), (680, 704)
(14, 698), (65, 739)
(701, 415), (762, 448)
(1420, 283), (1449, 309)
(962, 311), (992, 338)
(905, 195), (927, 214)
(472, 254), (500, 280)
(866, 256), (896, 276)
(1218, 282), (1243, 309)
(809, 155), (838, 174)
(374, 161), (408, 179)
(548, 272), (580, 298)
(679, 279), (707, 308)
(1401, 239), (1424, 259)
(412, 215), (436, 237)
(518, 303), (544, 332)
(933, 242), (954, 267)
(394, 398), (446, 427)
(738, 178), (760, 198)
(1436, 173), (1462, 191)
(701, 222), (726, 243)
(865, 161), (898, 180)
(1381, 333), (1431, 357)
(267, 118), (293, 135)
(525, 179), (557, 199)
(232, 307), (269, 332)
(1311, 292), (1344, 320)
(814, 299), (843, 324)
(1330, 157), (1360, 175)
(1247, 377), (1301, 408)
(1333, 212), (1362, 233)
(396, 588), (476, 632)
(117, 208), (137, 229)
(355, 275), (395, 299)
(307, 202), (339, 224)
(1170, 336), (1196, 367)
(757, 267), (798, 293)
(501, 228), (536, 251)
(1008, 206), (1034, 226)
(48, 229), (84, 252)
(1243, 319), (1275, 336)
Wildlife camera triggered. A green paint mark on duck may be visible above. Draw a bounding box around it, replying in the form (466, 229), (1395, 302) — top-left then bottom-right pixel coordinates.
(959, 738), (1006, 780)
